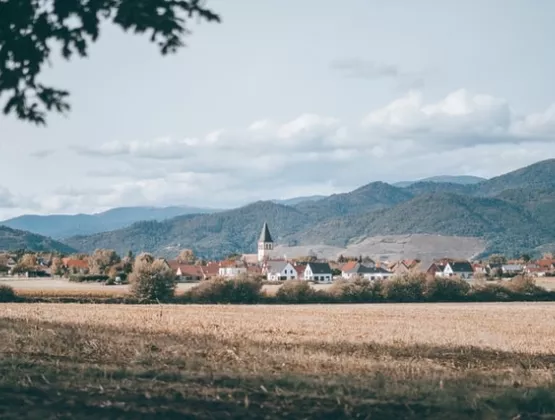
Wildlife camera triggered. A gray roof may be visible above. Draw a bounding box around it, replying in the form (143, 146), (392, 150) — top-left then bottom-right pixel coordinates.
(266, 260), (288, 273)
(449, 261), (474, 273)
(344, 263), (392, 274)
(307, 262), (331, 274)
(502, 264), (523, 271)
(259, 222), (273, 243)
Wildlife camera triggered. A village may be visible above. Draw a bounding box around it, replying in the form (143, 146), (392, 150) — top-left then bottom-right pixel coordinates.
(1, 222), (554, 285)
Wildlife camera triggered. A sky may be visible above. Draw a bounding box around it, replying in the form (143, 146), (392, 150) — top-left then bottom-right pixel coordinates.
(2, 0), (555, 218)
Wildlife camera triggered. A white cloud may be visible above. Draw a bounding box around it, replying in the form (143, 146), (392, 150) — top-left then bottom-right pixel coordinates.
(3, 88), (555, 218)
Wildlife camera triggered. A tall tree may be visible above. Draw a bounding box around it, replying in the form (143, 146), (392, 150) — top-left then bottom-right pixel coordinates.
(0, 0), (220, 125)
(177, 248), (196, 264)
(89, 249), (120, 275)
(488, 254), (507, 266)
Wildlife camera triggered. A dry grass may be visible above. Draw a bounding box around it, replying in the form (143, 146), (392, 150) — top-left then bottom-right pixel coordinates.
(0, 278), (333, 299)
(2, 303), (555, 418)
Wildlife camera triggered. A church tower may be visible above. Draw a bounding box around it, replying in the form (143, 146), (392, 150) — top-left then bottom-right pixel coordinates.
(257, 222), (274, 263)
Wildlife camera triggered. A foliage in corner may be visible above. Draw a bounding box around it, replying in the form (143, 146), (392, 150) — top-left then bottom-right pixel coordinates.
(0, 0), (220, 124)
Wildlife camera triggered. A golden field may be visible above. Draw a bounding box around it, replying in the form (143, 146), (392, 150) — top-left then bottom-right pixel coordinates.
(2, 302), (555, 418)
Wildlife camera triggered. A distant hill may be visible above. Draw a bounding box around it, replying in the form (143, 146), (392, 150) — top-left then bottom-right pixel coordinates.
(1, 206), (219, 239)
(61, 159), (555, 258)
(475, 159), (555, 196)
(0, 226), (76, 254)
(64, 201), (310, 259)
(290, 193), (551, 257)
(273, 195), (326, 206)
(394, 175), (486, 188)
(294, 182), (413, 221)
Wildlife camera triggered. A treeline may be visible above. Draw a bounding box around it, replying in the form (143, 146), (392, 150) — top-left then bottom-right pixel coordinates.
(177, 274), (555, 304)
(3, 272), (555, 305)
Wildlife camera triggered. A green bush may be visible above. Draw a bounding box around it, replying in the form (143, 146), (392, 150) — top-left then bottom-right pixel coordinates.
(469, 283), (512, 302)
(69, 274), (109, 283)
(188, 275), (262, 303)
(425, 276), (471, 302)
(0, 284), (16, 302)
(505, 275), (544, 296)
(129, 255), (176, 302)
(276, 280), (316, 303)
(328, 277), (385, 303)
(384, 273), (426, 302)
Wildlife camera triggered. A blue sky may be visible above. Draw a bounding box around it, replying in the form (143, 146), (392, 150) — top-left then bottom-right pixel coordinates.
(1, 0), (555, 217)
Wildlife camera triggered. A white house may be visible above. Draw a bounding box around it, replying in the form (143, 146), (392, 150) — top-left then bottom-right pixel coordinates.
(218, 260), (248, 278)
(342, 262), (394, 281)
(502, 264), (524, 276)
(437, 261), (474, 280)
(303, 262), (333, 283)
(263, 260), (297, 281)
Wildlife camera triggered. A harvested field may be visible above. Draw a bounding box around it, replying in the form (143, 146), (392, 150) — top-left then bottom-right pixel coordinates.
(1, 303), (555, 418)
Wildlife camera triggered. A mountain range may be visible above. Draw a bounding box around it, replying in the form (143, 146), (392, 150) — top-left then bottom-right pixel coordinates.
(61, 159), (555, 259)
(0, 205), (220, 239)
(393, 175), (487, 188)
(0, 226), (76, 254)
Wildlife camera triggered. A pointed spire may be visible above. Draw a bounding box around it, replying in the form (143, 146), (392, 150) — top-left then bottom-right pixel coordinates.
(259, 222), (273, 243)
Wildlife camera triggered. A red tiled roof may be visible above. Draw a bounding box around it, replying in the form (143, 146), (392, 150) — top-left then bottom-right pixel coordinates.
(203, 262), (220, 276)
(293, 264), (306, 275)
(536, 259), (555, 269)
(62, 258), (88, 269)
(247, 266), (262, 275)
(341, 260), (358, 272)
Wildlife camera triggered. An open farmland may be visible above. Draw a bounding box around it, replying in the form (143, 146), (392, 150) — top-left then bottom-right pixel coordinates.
(2, 303), (555, 418)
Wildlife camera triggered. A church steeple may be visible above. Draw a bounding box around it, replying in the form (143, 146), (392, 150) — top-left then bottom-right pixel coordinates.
(259, 222), (273, 243)
(257, 222), (274, 262)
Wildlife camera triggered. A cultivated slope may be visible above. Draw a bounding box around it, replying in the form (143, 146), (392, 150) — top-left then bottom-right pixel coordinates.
(290, 193), (551, 256)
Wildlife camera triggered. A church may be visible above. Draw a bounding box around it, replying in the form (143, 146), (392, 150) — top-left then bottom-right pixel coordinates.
(241, 222), (276, 265)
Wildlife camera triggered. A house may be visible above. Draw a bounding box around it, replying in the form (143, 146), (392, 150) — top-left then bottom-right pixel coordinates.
(340, 260), (358, 277)
(472, 264), (487, 275)
(426, 263), (446, 277)
(203, 262), (221, 279)
(293, 263), (306, 279)
(342, 262), (394, 280)
(218, 260), (248, 278)
(246, 265), (261, 276)
(167, 261), (204, 282)
(536, 259), (555, 274)
(62, 258), (89, 274)
(263, 260), (297, 281)
(390, 259), (421, 275)
(303, 262), (332, 283)
(502, 264), (523, 276)
(525, 264), (548, 277)
(437, 261), (474, 280)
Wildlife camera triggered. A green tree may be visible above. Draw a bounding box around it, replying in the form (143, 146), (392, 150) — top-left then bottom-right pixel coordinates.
(177, 249), (196, 264)
(521, 254), (532, 263)
(129, 253), (176, 301)
(50, 256), (65, 276)
(488, 254), (507, 266)
(89, 249), (120, 275)
(0, 0), (220, 125)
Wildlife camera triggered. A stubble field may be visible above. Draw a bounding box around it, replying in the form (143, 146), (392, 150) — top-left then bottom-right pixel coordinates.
(2, 302), (555, 418)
